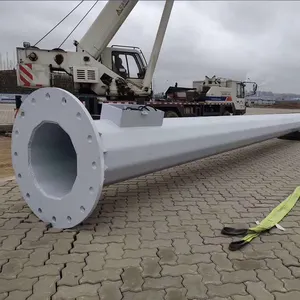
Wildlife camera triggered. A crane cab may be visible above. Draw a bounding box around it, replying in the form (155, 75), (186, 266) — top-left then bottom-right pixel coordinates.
(100, 45), (147, 88)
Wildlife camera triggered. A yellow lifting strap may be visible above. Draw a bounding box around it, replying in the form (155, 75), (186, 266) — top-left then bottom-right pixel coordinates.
(222, 186), (300, 251)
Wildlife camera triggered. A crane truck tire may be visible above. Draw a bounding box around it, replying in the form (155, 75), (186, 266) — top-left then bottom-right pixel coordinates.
(165, 110), (179, 118)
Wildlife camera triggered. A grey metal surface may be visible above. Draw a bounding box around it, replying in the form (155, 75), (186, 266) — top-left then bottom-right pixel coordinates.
(11, 88), (300, 228)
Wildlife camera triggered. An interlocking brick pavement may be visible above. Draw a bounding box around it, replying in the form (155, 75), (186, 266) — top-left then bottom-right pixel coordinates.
(1, 137), (300, 299)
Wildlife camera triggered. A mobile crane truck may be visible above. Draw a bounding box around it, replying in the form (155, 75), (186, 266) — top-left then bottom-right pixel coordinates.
(15, 0), (257, 118)
(152, 75), (258, 117)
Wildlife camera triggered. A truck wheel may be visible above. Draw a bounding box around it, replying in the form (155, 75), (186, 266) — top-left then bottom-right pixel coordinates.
(165, 111), (179, 118)
(223, 110), (231, 116)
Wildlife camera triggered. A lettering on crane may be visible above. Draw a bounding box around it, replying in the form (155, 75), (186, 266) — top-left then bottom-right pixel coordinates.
(116, 0), (130, 16)
(221, 92), (231, 96)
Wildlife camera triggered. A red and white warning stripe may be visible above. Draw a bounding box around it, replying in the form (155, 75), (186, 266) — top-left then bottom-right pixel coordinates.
(19, 63), (33, 87)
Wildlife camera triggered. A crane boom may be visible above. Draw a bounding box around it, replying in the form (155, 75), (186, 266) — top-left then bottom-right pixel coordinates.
(16, 0), (174, 102)
(78, 0), (138, 59)
(142, 0), (174, 91)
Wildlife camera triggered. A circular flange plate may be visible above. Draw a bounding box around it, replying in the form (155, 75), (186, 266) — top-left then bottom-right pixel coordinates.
(11, 88), (105, 228)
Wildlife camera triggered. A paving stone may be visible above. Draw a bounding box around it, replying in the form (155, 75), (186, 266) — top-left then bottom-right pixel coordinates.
(140, 227), (156, 241)
(58, 262), (85, 286)
(23, 228), (45, 241)
(0, 249), (32, 260)
(177, 253), (210, 264)
(141, 257), (161, 278)
(154, 221), (169, 233)
(282, 278), (300, 291)
(92, 235), (124, 244)
(52, 239), (73, 254)
(183, 274), (207, 299)
(80, 268), (122, 284)
(0, 229), (29, 237)
(122, 290), (165, 300)
(25, 247), (52, 266)
(27, 275), (59, 300)
(19, 264), (63, 278)
(273, 291), (300, 300)
(211, 253), (234, 271)
(185, 231), (203, 245)
(112, 228), (139, 235)
(99, 281), (122, 300)
(53, 284), (100, 300)
(121, 266), (143, 292)
(173, 239), (191, 255)
(266, 259), (293, 279)
(243, 249), (276, 260)
(289, 266), (300, 277)
(84, 252), (105, 271)
(126, 221), (153, 228)
(4, 290), (32, 300)
(0, 277), (38, 293)
(141, 239), (172, 248)
(71, 243), (107, 253)
(274, 249), (300, 266)
(77, 297), (99, 300)
(75, 232), (93, 244)
(47, 253), (87, 264)
(232, 259), (266, 270)
(198, 263), (221, 284)
(256, 269), (286, 292)
(93, 224), (111, 236)
(156, 232), (185, 240)
(143, 276), (182, 290)
(221, 270), (258, 283)
(232, 296), (254, 300)
(165, 288), (187, 300)
(124, 235), (140, 250)
(162, 264), (197, 276)
(123, 248), (157, 258)
(158, 247), (178, 265)
(20, 239), (56, 250)
(207, 283), (247, 297)
(1, 235), (22, 250)
(0, 258), (27, 278)
(192, 244), (223, 253)
(245, 281), (274, 300)
(105, 258), (141, 269)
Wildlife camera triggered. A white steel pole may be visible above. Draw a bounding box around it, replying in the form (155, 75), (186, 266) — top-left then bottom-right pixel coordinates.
(12, 88), (300, 228)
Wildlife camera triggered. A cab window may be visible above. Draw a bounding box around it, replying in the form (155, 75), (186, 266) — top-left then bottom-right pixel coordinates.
(112, 51), (144, 79)
(237, 83), (245, 98)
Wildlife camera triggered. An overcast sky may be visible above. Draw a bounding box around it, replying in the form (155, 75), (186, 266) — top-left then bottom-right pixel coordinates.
(1, 1), (300, 94)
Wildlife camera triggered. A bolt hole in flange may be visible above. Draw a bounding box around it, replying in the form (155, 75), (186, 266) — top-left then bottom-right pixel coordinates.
(67, 216), (72, 223)
(31, 98), (36, 104)
(20, 111), (25, 118)
(52, 216), (56, 222)
(38, 208), (42, 213)
(80, 206), (85, 213)
(62, 97), (67, 105)
(46, 93), (50, 100)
